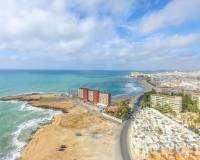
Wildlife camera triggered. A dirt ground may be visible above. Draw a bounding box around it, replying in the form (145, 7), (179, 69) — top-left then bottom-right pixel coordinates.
(4, 94), (121, 160)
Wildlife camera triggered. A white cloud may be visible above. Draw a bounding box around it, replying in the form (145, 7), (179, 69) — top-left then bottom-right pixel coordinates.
(0, 0), (133, 54)
(0, 2), (107, 54)
(0, 0), (199, 70)
(73, 33), (199, 68)
(0, 32), (199, 69)
(138, 0), (200, 34)
(142, 34), (200, 51)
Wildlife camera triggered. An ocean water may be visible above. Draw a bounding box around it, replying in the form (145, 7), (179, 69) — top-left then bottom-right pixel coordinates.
(0, 70), (144, 160)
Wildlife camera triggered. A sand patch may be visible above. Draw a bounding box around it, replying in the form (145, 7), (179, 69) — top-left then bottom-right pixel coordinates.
(13, 94), (121, 160)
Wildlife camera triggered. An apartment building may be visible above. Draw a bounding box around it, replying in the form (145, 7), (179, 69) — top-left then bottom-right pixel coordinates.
(78, 88), (111, 106)
(78, 88), (83, 99)
(130, 72), (150, 81)
(99, 92), (111, 107)
(93, 90), (99, 104)
(150, 77), (161, 87)
(151, 94), (182, 113)
(78, 88), (89, 102)
(88, 89), (94, 102)
(155, 86), (184, 95)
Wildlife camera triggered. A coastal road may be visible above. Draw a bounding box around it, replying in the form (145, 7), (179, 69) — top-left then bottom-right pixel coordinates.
(76, 94), (142, 160)
(120, 94), (142, 160)
(120, 119), (132, 160)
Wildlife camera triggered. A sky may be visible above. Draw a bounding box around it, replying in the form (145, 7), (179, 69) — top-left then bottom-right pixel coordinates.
(0, 0), (200, 70)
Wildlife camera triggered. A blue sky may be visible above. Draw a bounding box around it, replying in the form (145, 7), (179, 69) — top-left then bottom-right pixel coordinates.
(0, 0), (200, 70)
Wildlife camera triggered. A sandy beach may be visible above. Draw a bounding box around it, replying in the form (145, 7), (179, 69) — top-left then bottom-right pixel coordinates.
(1, 93), (121, 160)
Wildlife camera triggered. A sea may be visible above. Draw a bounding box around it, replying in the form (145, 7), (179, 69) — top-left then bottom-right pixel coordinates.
(0, 70), (144, 160)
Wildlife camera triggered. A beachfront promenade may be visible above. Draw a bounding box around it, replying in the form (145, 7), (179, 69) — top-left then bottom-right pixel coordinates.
(129, 108), (200, 159)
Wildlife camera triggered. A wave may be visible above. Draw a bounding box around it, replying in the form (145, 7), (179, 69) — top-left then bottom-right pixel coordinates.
(2, 103), (62, 160)
(0, 100), (19, 104)
(19, 103), (62, 115)
(124, 82), (143, 94)
(112, 82), (144, 98)
(2, 91), (67, 98)
(18, 103), (62, 117)
(19, 103), (44, 112)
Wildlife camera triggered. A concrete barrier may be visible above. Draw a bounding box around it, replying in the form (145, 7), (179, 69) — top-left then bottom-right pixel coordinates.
(102, 113), (123, 124)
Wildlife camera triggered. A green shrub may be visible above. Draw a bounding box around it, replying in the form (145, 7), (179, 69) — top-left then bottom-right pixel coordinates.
(140, 89), (156, 108)
(155, 104), (177, 117)
(182, 95), (198, 112)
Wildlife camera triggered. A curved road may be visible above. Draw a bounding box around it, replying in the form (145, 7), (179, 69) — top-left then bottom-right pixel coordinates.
(120, 95), (142, 160)
(120, 119), (132, 160)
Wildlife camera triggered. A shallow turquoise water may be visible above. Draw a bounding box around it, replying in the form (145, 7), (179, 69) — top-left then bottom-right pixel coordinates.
(0, 101), (61, 160)
(0, 70), (144, 160)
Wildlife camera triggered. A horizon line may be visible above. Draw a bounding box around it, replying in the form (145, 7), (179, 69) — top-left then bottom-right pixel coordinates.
(0, 68), (198, 72)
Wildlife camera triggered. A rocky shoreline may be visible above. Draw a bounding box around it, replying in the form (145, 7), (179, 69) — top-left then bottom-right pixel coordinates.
(1, 93), (121, 160)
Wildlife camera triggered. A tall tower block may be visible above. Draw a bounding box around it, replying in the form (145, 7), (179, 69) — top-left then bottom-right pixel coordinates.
(93, 90), (99, 104)
(82, 88), (89, 102)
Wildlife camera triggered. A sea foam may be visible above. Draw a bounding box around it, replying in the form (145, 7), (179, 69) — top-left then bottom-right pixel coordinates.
(124, 82), (142, 94)
(2, 103), (62, 160)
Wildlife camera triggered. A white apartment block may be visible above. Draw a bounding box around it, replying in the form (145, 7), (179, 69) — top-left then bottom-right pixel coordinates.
(78, 88), (83, 99)
(88, 90), (93, 102)
(151, 94), (182, 113)
(99, 92), (111, 107)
